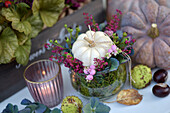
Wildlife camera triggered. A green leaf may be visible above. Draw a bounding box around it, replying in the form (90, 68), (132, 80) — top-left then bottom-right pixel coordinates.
(17, 3), (30, 8)
(1, 8), (20, 22)
(32, 0), (64, 27)
(14, 0), (17, 3)
(95, 103), (111, 113)
(83, 103), (92, 113)
(21, 99), (32, 105)
(16, 3), (30, 18)
(13, 105), (19, 113)
(35, 104), (47, 113)
(0, 25), (3, 33)
(1, 7), (32, 35)
(27, 15), (43, 38)
(12, 20), (32, 35)
(0, 27), (18, 64)
(109, 58), (119, 71)
(0, 14), (7, 24)
(50, 108), (61, 113)
(6, 103), (14, 111)
(15, 31), (28, 45)
(116, 53), (128, 64)
(90, 97), (99, 108)
(19, 108), (31, 113)
(14, 39), (31, 65)
(26, 104), (38, 111)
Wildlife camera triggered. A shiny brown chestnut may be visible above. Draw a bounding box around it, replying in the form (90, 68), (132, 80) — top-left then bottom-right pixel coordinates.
(152, 83), (170, 97)
(153, 69), (168, 83)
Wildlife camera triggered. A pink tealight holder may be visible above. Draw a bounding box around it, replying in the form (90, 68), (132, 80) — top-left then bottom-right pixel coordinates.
(24, 60), (63, 108)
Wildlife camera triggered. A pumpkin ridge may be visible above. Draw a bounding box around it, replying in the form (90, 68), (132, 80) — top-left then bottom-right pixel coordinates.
(74, 47), (89, 58)
(96, 44), (110, 51)
(134, 37), (150, 62)
(153, 39), (170, 68)
(154, 0), (160, 6)
(139, 5), (148, 24)
(159, 38), (170, 47)
(90, 48), (92, 66)
(161, 15), (170, 27)
(156, 6), (170, 24)
(156, 6), (160, 23)
(151, 38), (156, 67)
(139, 0), (149, 23)
(136, 39), (154, 67)
(130, 0), (147, 24)
(93, 47), (100, 57)
(152, 44), (157, 67)
(121, 12), (146, 30)
(140, 0), (159, 24)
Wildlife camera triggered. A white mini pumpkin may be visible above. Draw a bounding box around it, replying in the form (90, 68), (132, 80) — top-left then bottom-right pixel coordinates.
(72, 30), (113, 66)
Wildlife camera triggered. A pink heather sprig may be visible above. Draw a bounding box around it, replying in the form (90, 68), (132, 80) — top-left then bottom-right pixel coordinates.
(50, 49), (84, 73)
(48, 46), (64, 63)
(84, 65), (96, 81)
(83, 12), (100, 31)
(62, 54), (84, 73)
(94, 58), (108, 71)
(106, 9), (122, 32)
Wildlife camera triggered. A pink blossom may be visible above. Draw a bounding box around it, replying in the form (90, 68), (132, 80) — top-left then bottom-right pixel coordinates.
(111, 45), (117, 51)
(84, 65), (96, 76)
(86, 75), (93, 80)
(84, 69), (88, 74)
(108, 49), (113, 53)
(90, 65), (95, 69)
(90, 69), (96, 75)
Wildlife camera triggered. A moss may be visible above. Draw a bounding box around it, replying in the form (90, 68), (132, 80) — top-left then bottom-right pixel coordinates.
(70, 63), (127, 99)
(80, 84), (90, 96)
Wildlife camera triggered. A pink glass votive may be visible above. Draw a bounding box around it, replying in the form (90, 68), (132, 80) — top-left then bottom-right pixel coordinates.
(24, 60), (63, 108)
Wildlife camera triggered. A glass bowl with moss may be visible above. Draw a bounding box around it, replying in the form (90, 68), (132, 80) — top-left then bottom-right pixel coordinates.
(70, 60), (127, 100)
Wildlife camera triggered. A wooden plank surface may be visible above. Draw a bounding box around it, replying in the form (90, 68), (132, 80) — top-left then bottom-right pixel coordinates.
(0, 0), (105, 102)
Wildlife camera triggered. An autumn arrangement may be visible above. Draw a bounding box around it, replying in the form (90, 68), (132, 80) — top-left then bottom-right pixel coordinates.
(45, 10), (136, 99)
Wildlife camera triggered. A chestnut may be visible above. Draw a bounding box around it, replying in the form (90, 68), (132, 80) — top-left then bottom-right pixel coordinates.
(153, 69), (168, 83)
(152, 83), (170, 97)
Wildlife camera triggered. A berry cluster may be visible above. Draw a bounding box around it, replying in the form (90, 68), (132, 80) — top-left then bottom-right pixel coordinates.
(94, 58), (108, 71)
(65, 0), (86, 10)
(105, 9), (122, 32)
(122, 35), (136, 55)
(0, 1), (11, 8)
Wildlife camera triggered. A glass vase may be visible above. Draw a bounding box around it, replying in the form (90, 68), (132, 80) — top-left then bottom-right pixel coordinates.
(70, 62), (127, 100)
(24, 60), (63, 108)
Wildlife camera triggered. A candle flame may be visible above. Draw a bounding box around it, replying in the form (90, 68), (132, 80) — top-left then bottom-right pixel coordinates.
(42, 71), (46, 75)
(152, 23), (157, 28)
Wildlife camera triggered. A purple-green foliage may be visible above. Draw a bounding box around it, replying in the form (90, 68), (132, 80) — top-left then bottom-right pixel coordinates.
(83, 97), (111, 113)
(2, 99), (61, 113)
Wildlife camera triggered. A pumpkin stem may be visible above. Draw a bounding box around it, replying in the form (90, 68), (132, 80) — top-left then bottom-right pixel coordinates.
(148, 23), (159, 39)
(84, 37), (95, 47)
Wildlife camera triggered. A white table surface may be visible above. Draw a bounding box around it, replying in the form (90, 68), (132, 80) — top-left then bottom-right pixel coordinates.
(0, 65), (170, 113)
